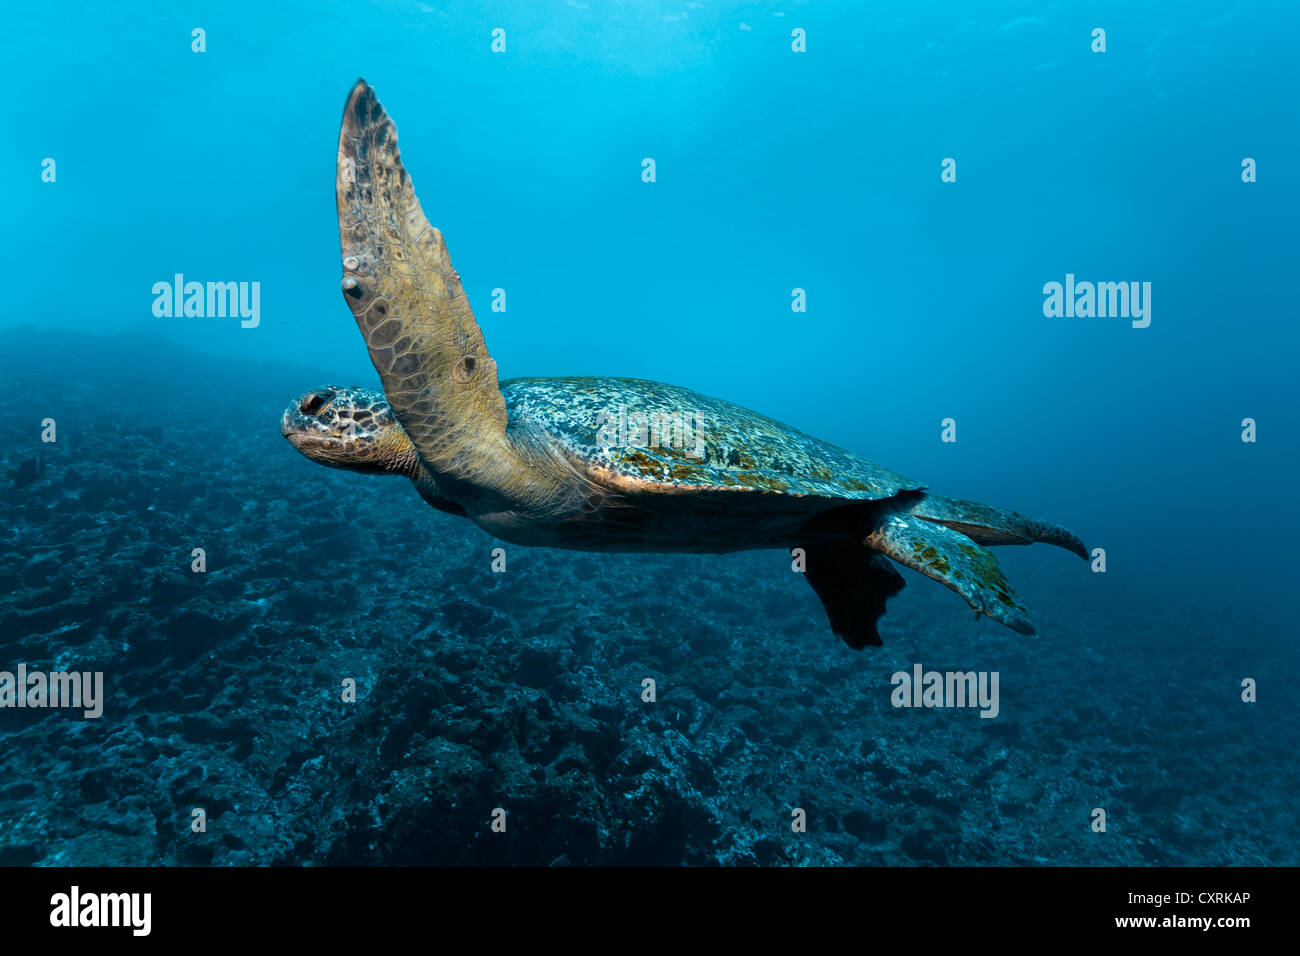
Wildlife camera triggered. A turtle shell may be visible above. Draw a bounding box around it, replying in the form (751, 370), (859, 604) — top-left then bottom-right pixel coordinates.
(501, 376), (923, 500)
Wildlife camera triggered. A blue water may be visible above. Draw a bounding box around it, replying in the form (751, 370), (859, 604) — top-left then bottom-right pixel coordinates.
(1, 1), (1296, 865)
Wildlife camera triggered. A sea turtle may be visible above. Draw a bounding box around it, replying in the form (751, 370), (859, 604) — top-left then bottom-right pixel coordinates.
(282, 80), (1086, 648)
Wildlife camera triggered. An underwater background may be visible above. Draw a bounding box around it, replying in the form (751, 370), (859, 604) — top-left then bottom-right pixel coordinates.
(2, 0), (1297, 865)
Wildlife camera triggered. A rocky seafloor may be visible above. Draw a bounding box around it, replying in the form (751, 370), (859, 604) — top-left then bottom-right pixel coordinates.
(1, 329), (1295, 866)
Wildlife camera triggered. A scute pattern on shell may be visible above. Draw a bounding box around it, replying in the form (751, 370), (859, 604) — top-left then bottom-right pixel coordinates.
(501, 376), (925, 500)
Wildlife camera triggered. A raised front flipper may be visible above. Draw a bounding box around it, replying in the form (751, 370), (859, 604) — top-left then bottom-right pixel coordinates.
(336, 79), (508, 481)
(866, 513), (1036, 635)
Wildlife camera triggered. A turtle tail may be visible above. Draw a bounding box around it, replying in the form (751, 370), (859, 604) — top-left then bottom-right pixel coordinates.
(906, 493), (1087, 560)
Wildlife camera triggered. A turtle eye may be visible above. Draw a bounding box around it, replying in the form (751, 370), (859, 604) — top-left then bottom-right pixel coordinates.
(300, 390), (334, 415)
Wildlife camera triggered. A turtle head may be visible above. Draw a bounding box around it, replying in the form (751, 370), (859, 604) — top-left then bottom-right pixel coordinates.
(281, 385), (419, 477)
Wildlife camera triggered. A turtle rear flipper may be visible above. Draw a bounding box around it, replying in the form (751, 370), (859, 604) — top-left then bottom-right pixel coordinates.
(909, 494), (1087, 559)
(802, 542), (906, 649)
(336, 79), (508, 479)
(867, 513), (1036, 635)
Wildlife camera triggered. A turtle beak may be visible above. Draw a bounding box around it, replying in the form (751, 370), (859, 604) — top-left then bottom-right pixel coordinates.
(281, 405), (305, 445)
(281, 402), (323, 452)
(283, 387), (343, 446)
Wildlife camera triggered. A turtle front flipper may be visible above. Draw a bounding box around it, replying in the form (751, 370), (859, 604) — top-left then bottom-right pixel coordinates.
(866, 512), (1036, 635)
(335, 79), (508, 480)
